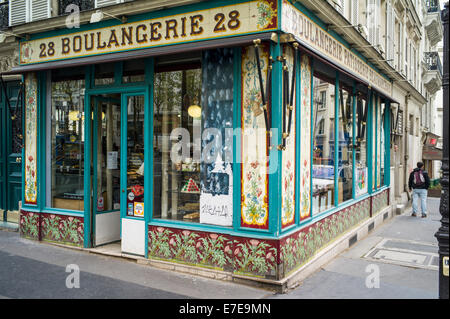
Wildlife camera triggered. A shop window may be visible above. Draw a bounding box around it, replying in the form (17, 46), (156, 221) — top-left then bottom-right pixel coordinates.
(312, 75), (336, 214)
(355, 93), (368, 196)
(338, 86), (353, 204)
(372, 95), (377, 189)
(319, 91), (326, 109)
(152, 49), (234, 225)
(380, 102), (386, 186)
(47, 69), (86, 210)
(409, 114), (414, 135)
(94, 62), (115, 86)
(376, 97), (382, 188)
(123, 59), (146, 83)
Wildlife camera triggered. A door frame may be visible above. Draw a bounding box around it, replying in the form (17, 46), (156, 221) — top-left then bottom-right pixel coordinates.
(84, 88), (148, 248)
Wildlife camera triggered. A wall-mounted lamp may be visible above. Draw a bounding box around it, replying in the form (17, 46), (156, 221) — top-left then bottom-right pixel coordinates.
(90, 10), (127, 24)
(351, 44), (379, 50)
(327, 23), (362, 32)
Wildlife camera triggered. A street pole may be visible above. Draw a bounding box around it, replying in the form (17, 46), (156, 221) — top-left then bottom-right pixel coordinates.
(435, 1), (449, 300)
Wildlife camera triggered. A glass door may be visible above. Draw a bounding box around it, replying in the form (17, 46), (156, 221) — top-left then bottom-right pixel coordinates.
(91, 94), (122, 246)
(121, 93), (146, 256)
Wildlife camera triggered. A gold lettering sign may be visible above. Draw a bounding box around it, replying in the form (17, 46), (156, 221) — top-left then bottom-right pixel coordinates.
(281, 0), (392, 98)
(19, 0), (278, 65)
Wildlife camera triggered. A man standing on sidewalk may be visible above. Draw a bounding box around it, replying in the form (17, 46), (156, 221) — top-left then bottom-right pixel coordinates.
(408, 162), (431, 218)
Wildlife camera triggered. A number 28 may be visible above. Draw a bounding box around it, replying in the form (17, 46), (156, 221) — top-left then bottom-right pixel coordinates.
(214, 10), (240, 32)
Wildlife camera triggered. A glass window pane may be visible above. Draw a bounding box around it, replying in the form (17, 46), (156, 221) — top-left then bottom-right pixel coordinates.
(95, 62), (115, 86)
(313, 75), (336, 214)
(152, 48), (234, 225)
(123, 59), (146, 83)
(49, 70), (85, 210)
(338, 87), (353, 204)
(95, 96), (121, 213)
(372, 95), (377, 189)
(355, 94), (368, 196)
(153, 68), (202, 222)
(380, 102), (385, 186)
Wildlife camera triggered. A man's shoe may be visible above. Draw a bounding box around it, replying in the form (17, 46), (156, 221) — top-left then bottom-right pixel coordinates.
(411, 212), (417, 217)
(422, 213), (427, 218)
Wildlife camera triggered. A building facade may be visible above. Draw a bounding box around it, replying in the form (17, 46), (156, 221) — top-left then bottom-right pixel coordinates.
(0, 0), (441, 289)
(0, 0), (23, 224)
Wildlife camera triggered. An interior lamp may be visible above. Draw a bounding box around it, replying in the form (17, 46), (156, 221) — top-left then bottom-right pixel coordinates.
(188, 104), (202, 118)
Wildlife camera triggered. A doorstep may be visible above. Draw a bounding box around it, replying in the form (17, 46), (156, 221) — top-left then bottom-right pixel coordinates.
(0, 221), (19, 232)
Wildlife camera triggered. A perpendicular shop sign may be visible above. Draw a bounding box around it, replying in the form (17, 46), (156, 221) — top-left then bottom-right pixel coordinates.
(281, 0), (392, 98)
(19, 0), (277, 65)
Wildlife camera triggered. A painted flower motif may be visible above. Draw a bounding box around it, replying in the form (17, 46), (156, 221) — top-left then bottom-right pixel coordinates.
(286, 160), (292, 170)
(209, 233), (218, 240)
(28, 155), (33, 162)
(156, 227), (165, 233)
(256, 189), (262, 198)
(234, 248), (240, 256)
(249, 239), (260, 247)
(250, 161), (259, 169)
(68, 217), (74, 222)
(196, 241), (201, 248)
(266, 252), (273, 260)
(224, 245), (231, 254)
(182, 230), (191, 236)
(169, 238), (175, 245)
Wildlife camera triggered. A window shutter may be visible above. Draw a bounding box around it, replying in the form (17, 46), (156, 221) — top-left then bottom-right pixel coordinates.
(9, 0), (27, 26)
(335, 0), (344, 15)
(388, 2), (395, 65)
(351, 0), (359, 25)
(30, 0), (50, 22)
(95, 0), (121, 8)
(375, 0), (381, 46)
(367, 0), (375, 44)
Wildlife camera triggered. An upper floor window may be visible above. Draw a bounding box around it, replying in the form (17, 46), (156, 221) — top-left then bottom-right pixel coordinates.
(9, 0), (51, 26)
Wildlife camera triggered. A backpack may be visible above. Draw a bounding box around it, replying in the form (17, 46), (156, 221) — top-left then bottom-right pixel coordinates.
(413, 170), (425, 187)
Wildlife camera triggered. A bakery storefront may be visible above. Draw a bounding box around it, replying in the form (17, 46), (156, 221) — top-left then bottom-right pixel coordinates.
(15, 0), (393, 287)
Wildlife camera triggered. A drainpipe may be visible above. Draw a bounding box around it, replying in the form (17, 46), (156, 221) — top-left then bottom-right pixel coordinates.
(404, 93), (411, 201)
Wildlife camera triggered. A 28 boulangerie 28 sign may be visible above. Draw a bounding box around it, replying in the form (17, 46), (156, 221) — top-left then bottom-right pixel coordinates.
(19, 0), (278, 65)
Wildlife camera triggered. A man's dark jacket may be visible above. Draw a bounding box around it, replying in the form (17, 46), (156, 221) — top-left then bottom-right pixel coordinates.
(408, 168), (430, 190)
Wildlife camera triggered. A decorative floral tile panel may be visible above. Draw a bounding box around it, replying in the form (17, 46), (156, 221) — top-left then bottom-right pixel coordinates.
(240, 44), (270, 229)
(19, 211), (40, 240)
(24, 73), (38, 205)
(40, 213), (84, 247)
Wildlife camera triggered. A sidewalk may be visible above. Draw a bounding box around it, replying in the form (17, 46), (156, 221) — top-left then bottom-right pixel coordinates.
(270, 197), (441, 299)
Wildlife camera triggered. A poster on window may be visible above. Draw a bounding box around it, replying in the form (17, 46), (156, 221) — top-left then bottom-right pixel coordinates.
(356, 167), (368, 196)
(200, 159), (233, 226)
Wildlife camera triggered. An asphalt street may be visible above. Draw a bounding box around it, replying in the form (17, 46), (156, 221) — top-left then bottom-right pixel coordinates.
(0, 230), (271, 299)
